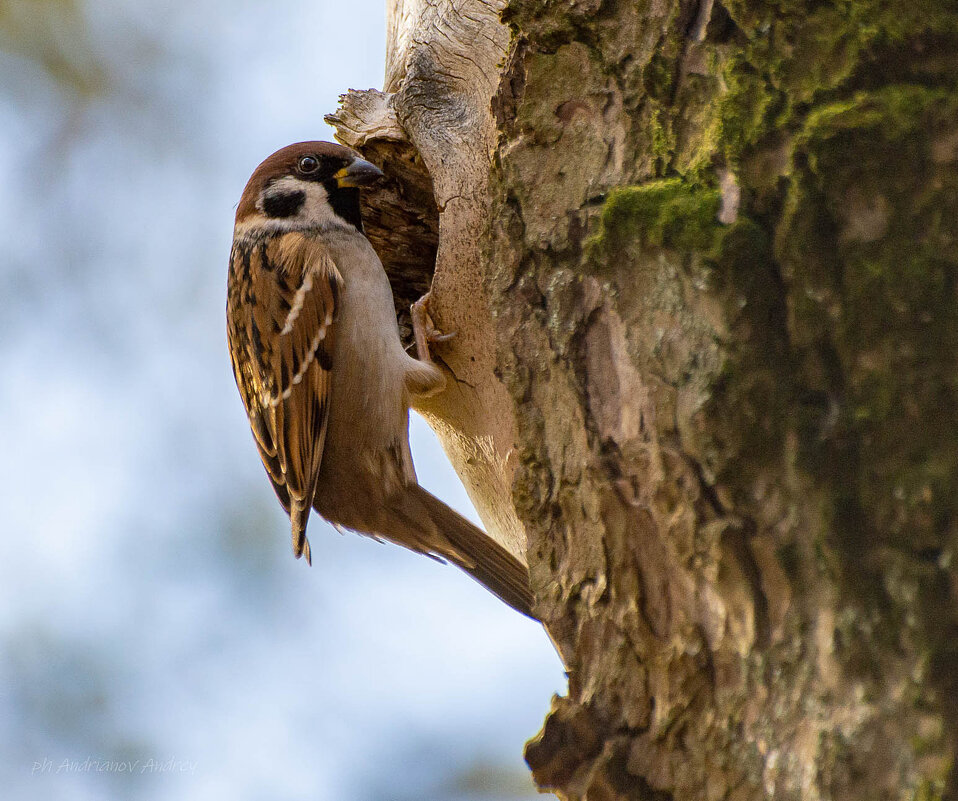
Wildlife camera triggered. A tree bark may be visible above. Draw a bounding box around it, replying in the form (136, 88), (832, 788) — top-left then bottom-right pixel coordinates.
(329, 1), (958, 799)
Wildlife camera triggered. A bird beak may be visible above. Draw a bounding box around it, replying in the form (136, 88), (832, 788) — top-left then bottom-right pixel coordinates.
(334, 157), (385, 188)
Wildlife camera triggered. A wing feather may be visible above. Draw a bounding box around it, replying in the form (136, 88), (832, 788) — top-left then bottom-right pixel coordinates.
(227, 232), (342, 562)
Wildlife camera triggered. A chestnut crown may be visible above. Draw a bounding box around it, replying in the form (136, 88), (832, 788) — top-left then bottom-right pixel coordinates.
(235, 141), (383, 230)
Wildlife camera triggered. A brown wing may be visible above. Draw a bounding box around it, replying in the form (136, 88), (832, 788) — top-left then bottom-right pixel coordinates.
(227, 231), (342, 563)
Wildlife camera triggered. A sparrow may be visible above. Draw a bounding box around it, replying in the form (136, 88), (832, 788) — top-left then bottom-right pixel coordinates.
(226, 141), (536, 619)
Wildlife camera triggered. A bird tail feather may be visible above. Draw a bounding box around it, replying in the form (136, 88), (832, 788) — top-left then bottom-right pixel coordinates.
(406, 484), (536, 620)
(290, 501), (313, 566)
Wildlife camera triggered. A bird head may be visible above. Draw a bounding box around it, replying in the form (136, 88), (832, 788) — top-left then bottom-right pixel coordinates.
(235, 141), (384, 234)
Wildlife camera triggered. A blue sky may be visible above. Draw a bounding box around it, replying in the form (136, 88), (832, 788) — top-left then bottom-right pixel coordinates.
(0, 2), (564, 798)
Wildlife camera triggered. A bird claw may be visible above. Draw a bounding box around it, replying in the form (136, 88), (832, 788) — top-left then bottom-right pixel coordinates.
(411, 292), (455, 361)
(428, 329), (457, 344)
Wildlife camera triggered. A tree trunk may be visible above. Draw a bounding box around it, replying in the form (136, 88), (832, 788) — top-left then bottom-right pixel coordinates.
(328, 1), (958, 799)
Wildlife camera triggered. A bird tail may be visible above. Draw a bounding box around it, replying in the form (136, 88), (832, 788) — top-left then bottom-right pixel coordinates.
(406, 484), (537, 620)
(290, 500), (313, 566)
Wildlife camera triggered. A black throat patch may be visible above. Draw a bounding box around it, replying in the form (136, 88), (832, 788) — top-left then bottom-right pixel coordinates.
(325, 184), (364, 232)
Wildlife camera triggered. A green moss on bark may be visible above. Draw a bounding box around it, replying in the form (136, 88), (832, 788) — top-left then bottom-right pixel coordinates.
(592, 180), (721, 254)
(780, 84), (958, 548)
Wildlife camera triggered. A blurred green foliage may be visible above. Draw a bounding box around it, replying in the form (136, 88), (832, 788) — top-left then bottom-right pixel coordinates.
(0, 0), (107, 95)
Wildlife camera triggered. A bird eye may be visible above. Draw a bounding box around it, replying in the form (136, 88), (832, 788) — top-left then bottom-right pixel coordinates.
(298, 155), (319, 174)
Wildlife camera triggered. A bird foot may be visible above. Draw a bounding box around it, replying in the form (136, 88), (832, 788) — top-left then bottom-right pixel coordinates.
(411, 292), (456, 361)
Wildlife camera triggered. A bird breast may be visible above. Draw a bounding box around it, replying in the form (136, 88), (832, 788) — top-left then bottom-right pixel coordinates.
(321, 230), (409, 459)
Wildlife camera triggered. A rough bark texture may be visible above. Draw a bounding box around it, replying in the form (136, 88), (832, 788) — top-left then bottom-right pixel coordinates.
(330, 1), (958, 799)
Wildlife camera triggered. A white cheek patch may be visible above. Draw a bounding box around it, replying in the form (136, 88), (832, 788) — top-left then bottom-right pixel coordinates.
(256, 176), (312, 216)
(240, 176), (349, 236)
(298, 182), (344, 228)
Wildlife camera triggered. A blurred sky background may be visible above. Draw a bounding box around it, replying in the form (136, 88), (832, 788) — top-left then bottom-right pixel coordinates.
(0, 1), (565, 799)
